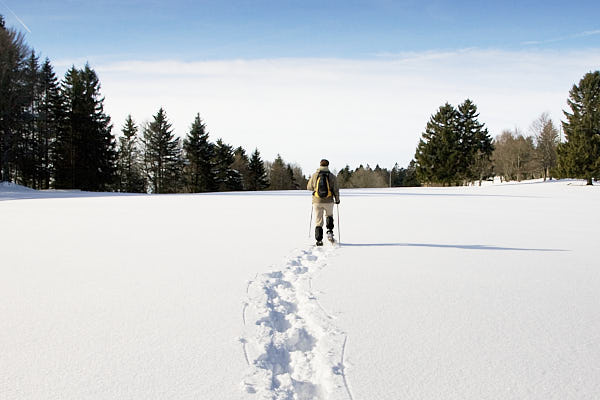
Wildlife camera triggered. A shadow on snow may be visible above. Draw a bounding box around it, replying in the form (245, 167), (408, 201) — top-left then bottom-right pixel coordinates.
(340, 242), (568, 252)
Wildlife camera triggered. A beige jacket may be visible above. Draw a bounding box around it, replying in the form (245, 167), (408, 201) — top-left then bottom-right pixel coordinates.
(307, 166), (340, 204)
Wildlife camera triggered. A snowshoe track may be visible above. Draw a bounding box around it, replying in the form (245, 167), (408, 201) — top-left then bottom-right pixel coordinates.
(241, 245), (352, 399)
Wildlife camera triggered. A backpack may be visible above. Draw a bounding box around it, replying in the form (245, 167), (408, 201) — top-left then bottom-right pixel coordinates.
(314, 171), (332, 198)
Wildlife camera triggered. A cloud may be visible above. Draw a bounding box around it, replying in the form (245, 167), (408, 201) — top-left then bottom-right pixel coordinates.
(522, 29), (600, 45)
(56, 48), (600, 173)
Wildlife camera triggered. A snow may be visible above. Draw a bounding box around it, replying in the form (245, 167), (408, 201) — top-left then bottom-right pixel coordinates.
(1, 180), (599, 399)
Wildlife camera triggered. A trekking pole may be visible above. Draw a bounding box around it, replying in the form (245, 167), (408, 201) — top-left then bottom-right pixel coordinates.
(336, 203), (341, 244)
(308, 205), (313, 239)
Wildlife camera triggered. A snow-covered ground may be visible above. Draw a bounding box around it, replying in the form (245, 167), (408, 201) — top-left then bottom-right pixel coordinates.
(1, 180), (599, 399)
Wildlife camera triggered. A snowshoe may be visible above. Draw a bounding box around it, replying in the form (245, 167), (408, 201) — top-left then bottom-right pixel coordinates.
(316, 240), (323, 246)
(327, 230), (335, 243)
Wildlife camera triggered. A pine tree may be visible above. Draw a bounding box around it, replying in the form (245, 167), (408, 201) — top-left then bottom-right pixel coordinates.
(247, 148), (269, 190)
(213, 139), (242, 191)
(116, 115), (145, 192)
(141, 108), (183, 193)
(53, 64), (116, 191)
(182, 114), (217, 192)
(557, 71), (600, 185)
(414, 103), (461, 185)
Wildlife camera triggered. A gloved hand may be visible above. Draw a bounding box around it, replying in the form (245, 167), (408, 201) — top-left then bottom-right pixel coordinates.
(335, 199), (340, 204)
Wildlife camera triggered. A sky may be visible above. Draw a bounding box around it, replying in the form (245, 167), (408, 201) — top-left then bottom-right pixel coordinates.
(3, 1), (600, 172)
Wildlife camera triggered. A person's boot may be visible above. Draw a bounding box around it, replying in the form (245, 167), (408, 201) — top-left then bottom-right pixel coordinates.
(326, 216), (334, 242)
(315, 226), (323, 246)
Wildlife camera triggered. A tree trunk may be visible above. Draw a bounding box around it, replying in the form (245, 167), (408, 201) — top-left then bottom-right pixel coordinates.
(587, 177), (593, 185)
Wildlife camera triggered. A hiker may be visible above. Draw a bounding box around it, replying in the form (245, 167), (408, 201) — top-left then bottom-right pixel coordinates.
(307, 159), (340, 246)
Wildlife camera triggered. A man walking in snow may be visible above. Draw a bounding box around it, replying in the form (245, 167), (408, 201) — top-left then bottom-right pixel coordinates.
(307, 159), (340, 246)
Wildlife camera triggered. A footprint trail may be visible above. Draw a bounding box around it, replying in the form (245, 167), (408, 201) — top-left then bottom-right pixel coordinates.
(240, 245), (352, 399)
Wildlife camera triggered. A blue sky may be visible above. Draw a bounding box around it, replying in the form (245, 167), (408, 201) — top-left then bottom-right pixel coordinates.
(3, 1), (600, 171)
(7, 0), (600, 61)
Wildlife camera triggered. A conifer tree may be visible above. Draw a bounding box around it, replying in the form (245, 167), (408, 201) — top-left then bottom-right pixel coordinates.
(404, 160), (421, 187)
(53, 64), (116, 191)
(213, 139), (243, 191)
(557, 71), (600, 185)
(182, 114), (216, 192)
(0, 18), (29, 182)
(457, 99), (493, 185)
(141, 108), (183, 193)
(247, 148), (269, 190)
(37, 58), (61, 189)
(289, 164), (306, 189)
(116, 115), (145, 192)
(414, 103), (461, 185)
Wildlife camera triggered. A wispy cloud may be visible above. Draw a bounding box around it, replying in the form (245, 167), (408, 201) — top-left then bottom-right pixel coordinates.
(56, 49), (600, 172)
(522, 29), (600, 45)
(0, 0), (31, 33)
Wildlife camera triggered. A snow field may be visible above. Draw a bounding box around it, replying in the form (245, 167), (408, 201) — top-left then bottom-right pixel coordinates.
(2, 180), (600, 399)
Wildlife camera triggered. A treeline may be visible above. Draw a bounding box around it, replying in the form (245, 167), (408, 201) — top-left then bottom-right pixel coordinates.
(336, 163), (419, 188)
(412, 70), (600, 186)
(493, 113), (559, 182)
(0, 16), (305, 193)
(3, 17), (598, 190)
(116, 110), (306, 193)
(411, 102), (561, 186)
(0, 16), (116, 190)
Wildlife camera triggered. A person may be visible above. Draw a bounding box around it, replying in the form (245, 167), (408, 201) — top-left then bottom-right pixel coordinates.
(307, 159), (340, 246)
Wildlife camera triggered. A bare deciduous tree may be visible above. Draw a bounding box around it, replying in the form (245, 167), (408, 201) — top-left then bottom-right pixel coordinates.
(530, 113), (559, 181)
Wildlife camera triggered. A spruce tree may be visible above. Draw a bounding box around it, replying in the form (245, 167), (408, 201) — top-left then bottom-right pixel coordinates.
(404, 160), (421, 187)
(213, 139), (242, 191)
(53, 64), (116, 191)
(457, 99), (493, 185)
(414, 103), (461, 185)
(557, 71), (600, 185)
(289, 164), (306, 189)
(182, 114), (216, 192)
(116, 115), (145, 192)
(141, 108), (183, 193)
(37, 58), (61, 189)
(247, 148), (269, 190)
